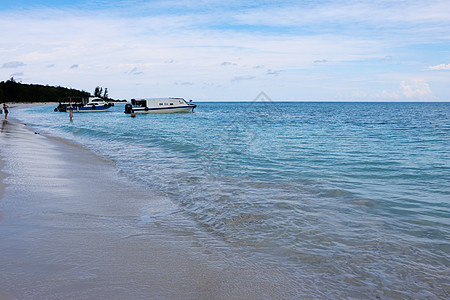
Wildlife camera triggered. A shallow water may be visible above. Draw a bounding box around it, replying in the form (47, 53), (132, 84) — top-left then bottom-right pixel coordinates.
(9, 101), (450, 298)
(0, 120), (299, 299)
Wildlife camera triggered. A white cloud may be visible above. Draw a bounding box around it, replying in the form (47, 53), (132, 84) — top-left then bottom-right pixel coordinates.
(231, 75), (255, 82)
(378, 90), (401, 100)
(128, 67), (143, 75)
(400, 80), (432, 98)
(266, 69), (282, 76)
(221, 62), (237, 66)
(2, 61), (26, 68)
(234, 1), (450, 30)
(174, 81), (194, 85)
(427, 64), (450, 70)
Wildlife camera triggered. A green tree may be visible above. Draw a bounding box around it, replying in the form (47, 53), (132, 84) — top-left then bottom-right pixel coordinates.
(0, 79), (90, 103)
(94, 86), (102, 97)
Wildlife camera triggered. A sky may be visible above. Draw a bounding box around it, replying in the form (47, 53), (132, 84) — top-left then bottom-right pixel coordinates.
(1, 0), (449, 101)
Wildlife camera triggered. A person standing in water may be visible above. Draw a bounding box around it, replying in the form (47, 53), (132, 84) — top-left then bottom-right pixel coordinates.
(69, 106), (73, 121)
(2, 104), (8, 119)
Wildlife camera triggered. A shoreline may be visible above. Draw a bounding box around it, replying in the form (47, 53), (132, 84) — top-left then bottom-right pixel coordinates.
(0, 139), (4, 222)
(0, 118), (298, 299)
(0, 118), (9, 214)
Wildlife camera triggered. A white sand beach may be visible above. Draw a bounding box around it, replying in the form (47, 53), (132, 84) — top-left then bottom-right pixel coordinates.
(0, 119), (297, 299)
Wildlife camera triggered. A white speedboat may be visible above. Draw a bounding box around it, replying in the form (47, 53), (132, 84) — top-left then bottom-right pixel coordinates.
(124, 98), (196, 114)
(54, 97), (113, 112)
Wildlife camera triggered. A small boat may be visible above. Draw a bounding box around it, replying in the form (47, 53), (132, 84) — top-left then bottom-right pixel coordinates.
(74, 98), (112, 112)
(54, 97), (113, 112)
(124, 98), (196, 114)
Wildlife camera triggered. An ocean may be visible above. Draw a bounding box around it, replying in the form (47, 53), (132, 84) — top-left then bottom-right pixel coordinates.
(11, 101), (450, 298)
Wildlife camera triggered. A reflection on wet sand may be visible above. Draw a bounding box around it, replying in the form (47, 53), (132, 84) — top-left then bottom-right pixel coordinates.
(1, 120), (7, 132)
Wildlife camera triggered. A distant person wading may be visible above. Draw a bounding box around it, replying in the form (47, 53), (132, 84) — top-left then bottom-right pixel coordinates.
(69, 106), (73, 121)
(2, 104), (8, 119)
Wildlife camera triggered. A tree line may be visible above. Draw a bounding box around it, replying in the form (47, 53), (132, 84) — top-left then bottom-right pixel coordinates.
(0, 78), (112, 103)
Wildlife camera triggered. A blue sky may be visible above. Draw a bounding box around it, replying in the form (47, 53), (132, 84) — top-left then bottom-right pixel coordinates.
(1, 0), (449, 100)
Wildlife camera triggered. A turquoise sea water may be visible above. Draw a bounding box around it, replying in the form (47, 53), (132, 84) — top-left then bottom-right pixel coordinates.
(12, 102), (450, 298)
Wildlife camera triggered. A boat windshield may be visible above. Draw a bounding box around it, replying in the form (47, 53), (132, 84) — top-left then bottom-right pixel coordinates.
(131, 100), (147, 107)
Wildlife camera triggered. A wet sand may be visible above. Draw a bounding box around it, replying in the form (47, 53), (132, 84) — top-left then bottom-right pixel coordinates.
(0, 140), (4, 223)
(0, 119), (298, 299)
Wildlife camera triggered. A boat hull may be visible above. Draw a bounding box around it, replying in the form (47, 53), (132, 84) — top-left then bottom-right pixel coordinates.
(73, 106), (111, 112)
(132, 106), (195, 114)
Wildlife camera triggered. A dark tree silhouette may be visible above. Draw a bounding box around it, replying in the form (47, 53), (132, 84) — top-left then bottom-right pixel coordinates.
(0, 78), (90, 103)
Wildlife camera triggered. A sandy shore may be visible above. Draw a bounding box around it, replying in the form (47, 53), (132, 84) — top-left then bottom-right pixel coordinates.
(0, 135), (4, 222)
(0, 119), (297, 299)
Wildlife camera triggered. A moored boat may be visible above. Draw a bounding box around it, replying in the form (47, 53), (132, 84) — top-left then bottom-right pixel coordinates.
(124, 98), (196, 114)
(74, 98), (112, 112)
(54, 97), (113, 112)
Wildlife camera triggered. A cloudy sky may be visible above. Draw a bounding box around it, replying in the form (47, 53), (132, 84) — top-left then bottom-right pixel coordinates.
(1, 0), (449, 100)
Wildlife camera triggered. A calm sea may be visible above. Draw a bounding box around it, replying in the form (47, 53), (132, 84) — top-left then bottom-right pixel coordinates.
(13, 102), (450, 298)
